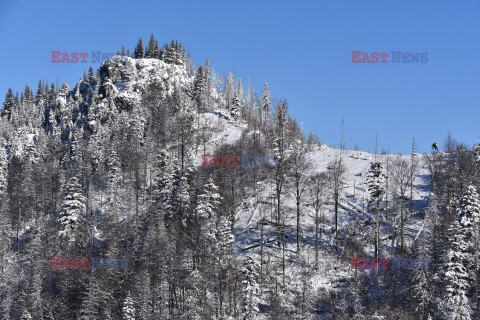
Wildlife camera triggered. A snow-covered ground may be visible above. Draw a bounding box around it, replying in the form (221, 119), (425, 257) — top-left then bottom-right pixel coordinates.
(187, 109), (433, 309)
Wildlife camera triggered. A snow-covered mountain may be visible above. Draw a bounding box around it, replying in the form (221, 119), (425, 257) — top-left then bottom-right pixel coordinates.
(1, 38), (478, 319)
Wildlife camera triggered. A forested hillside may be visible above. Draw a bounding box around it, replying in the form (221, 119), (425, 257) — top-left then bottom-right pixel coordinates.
(1, 36), (480, 320)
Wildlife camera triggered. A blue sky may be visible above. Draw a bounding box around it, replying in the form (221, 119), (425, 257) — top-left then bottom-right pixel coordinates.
(1, 0), (479, 154)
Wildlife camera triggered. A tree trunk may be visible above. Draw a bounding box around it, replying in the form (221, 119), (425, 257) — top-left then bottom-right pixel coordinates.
(315, 208), (319, 269)
(334, 191), (339, 245)
(296, 193), (301, 253)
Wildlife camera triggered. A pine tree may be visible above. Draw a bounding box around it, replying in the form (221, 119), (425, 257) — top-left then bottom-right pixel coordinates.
(58, 176), (87, 245)
(122, 294), (136, 320)
(88, 67), (96, 85)
(457, 185), (480, 315)
(367, 162), (385, 209)
(78, 281), (101, 320)
(242, 254), (260, 320)
(193, 66), (208, 110)
(0, 143), (10, 276)
(22, 85), (33, 104)
(34, 80), (44, 105)
(443, 220), (472, 320)
(366, 161), (385, 258)
(154, 150), (173, 209)
(457, 185), (480, 245)
(67, 128), (81, 172)
(161, 40), (186, 65)
(196, 178), (222, 245)
(170, 166), (191, 227)
(145, 34), (160, 58)
(262, 83), (272, 125)
(218, 216), (234, 257)
(107, 149), (122, 220)
(473, 140), (480, 165)
(230, 93), (241, 119)
(0, 145), (7, 197)
(134, 37), (144, 59)
(411, 250), (434, 319)
(185, 269), (209, 319)
(2, 88), (15, 120)
(327, 155), (346, 245)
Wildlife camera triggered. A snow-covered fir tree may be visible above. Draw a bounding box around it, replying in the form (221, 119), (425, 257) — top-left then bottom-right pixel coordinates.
(133, 37), (144, 58)
(0, 144), (7, 196)
(262, 83), (272, 125)
(443, 220), (472, 320)
(196, 178), (222, 247)
(366, 162), (385, 210)
(58, 176), (87, 245)
(242, 254), (260, 320)
(230, 93), (241, 119)
(2, 88), (15, 120)
(145, 33), (160, 59)
(194, 65), (209, 110)
(122, 294), (136, 320)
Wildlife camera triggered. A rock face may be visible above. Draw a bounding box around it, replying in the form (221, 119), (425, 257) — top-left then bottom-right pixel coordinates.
(58, 55), (196, 128)
(98, 55), (193, 104)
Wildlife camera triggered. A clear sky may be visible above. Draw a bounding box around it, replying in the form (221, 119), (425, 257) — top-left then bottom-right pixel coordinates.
(1, 0), (479, 154)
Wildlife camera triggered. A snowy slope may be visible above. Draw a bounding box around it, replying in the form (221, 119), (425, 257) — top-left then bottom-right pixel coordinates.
(92, 55), (434, 305)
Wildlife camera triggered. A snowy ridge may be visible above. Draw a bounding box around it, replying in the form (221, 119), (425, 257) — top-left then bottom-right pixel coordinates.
(99, 55), (194, 109)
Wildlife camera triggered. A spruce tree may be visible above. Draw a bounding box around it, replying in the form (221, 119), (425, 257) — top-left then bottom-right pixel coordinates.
(218, 216), (234, 257)
(193, 66), (208, 110)
(474, 140), (480, 165)
(78, 280), (101, 320)
(367, 162), (385, 209)
(22, 85), (33, 104)
(230, 93), (241, 119)
(262, 83), (271, 125)
(154, 150), (173, 210)
(170, 166), (191, 227)
(457, 185), (480, 315)
(367, 161), (385, 258)
(58, 176), (87, 245)
(242, 254), (260, 320)
(134, 37), (144, 59)
(107, 149), (122, 220)
(2, 88), (15, 120)
(196, 178), (222, 246)
(443, 220), (472, 320)
(0, 145), (7, 197)
(161, 40), (185, 65)
(145, 34), (160, 58)
(34, 80), (44, 105)
(88, 67), (96, 85)
(457, 186), (480, 245)
(122, 294), (136, 320)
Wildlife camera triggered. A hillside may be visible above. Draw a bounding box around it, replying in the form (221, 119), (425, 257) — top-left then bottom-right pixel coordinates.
(0, 39), (479, 320)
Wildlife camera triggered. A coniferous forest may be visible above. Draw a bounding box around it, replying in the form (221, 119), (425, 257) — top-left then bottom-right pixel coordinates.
(1, 35), (480, 319)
